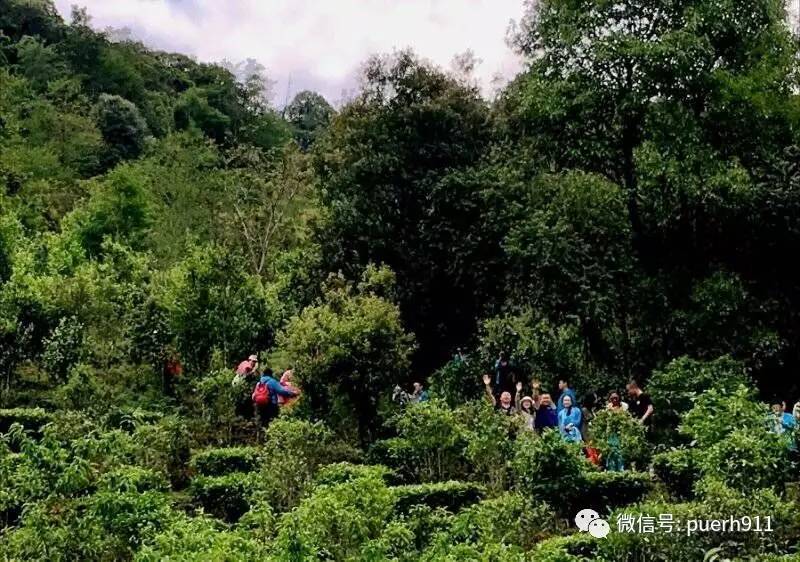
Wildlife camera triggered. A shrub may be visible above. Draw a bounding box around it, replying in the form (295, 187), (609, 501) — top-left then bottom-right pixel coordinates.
(191, 368), (247, 442)
(392, 481), (485, 515)
(477, 309), (595, 394)
(428, 358), (483, 407)
(0, 407), (52, 433)
(259, 418), (360, 511)
(235, 501), (277, 543)
(1, 491), (174, 561)
(274, 267), (415, 443)
(511, 429), (588, 504)
(98, 466), (169, 493)
(700, 429), (792, 493)
(376, 400), (467, 483)
(314, 462), (395, 487)
(589, 408), (650, 468)
(271, 471), (395, 561)
(648, 356), (749, 427)
(191, 446), (261, 476)
(132, 416), (191, 488)
(136, 514), (270, 561)
(160, 245), (280, 371)
(597, 483), (800, 561)
(57, 362), (105, 411)
(190, 472), (261, 523)
(40, 316), (85, 380)
(103, 407), (164, 432)
(652, 448), (700, 499)
(533, 534), (598, 561)
(459, 400), (523, 492)
(680, 384), (768, 448)
(575, 471), (652, 512)
(445, 493), (557, 551)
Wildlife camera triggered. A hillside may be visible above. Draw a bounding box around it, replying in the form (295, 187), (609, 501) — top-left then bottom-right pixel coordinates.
(2, 0), (800, 560)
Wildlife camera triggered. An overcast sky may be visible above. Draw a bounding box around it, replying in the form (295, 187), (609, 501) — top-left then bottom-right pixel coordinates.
(53, 0), (526, 106)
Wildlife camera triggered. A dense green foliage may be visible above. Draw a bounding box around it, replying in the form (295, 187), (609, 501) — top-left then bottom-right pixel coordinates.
(2, 0), (800, 559)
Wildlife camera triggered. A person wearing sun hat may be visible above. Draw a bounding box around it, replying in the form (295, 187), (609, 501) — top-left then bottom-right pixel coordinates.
(515, 382), (535, 431)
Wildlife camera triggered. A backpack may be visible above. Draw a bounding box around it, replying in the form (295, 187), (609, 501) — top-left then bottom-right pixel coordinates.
(252, 381), (270, 406)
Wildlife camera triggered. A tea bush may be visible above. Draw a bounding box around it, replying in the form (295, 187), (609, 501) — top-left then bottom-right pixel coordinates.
(132, 415), (191, 487)
(314, 461), (396, 486)
(589, 408), (650, 467)
(442, 493), (557, 551)
(680, 384), (768, 448)
(392, 481), (486, 514)
(0, 407), (52, 433)
(98, 465), (170, 493)
(652, 448), (700, 499)
(576, 471), (652, 511)
(511, 429), (589, 505)
(136, 513), (271, 561)
(189, 472), (262, 522)
(377, 400), (468, 482)
(647, 356), (749, 427)
(700, 429), (792, 493)
(190, 445), (261, 477)
(271, 470), (396, 561)
(259, 417), (361, 511)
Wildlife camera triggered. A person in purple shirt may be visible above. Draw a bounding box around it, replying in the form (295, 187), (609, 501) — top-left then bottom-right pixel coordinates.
(534, 392), (558, 431)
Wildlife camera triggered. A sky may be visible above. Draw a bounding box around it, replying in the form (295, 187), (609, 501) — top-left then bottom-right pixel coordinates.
(53, 0), (527, 107)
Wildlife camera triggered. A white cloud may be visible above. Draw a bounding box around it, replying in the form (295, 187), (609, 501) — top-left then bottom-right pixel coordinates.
(53, 0), (525, 105)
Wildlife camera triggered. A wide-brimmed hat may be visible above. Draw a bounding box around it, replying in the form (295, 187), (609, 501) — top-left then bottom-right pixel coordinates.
(248, 354), (258, 361)
(521, 396), (534, 406)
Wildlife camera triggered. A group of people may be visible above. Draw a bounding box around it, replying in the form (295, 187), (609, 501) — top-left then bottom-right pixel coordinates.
(484, 352), (800, 465)
(232, 354), (300, 436)
(481, 372), (653, 443)
(233, 350), (800, 457)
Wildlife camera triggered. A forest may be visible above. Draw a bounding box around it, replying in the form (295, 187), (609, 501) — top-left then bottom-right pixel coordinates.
(2, 0), (800, 560)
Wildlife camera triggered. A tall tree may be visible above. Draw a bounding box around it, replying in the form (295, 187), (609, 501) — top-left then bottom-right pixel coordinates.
(314, 51), (499, 367)
(504, 0), (797, 250)
(284, 90), (334, 150)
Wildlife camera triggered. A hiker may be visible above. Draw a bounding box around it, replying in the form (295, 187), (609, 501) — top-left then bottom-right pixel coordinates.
(391, 382), (428, 405)
(771, 401), (797, 436)
(626, 381), (654, 426)
(232, 354), (259, 386)
(278, 368), (301, 407)
(411, 382), (430, 403)
(558, 395), (583, 442)
(493, 352), (515, 398)
(556, 378), (577, 412)
(534, 392), (558, 431)
(607, 391), (629, 412)
(580, 393), (596, 442)
(794, 400), (800, 424)
(515, 381), (535, 431)
(605, 433), (625, 472)
(252, 368), (297, 435)
(483, 375), (516, 415)
(162, 347), (182, 397)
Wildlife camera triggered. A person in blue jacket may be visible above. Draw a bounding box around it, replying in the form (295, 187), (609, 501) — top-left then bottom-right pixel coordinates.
(557, 378), (577, 412)
(771, 400), (797, 451)
(558, 395), (583, 442)
(252, 368), (297, 434)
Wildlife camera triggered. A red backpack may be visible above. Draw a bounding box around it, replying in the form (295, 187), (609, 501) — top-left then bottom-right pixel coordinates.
(252, 381), (270, 406)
